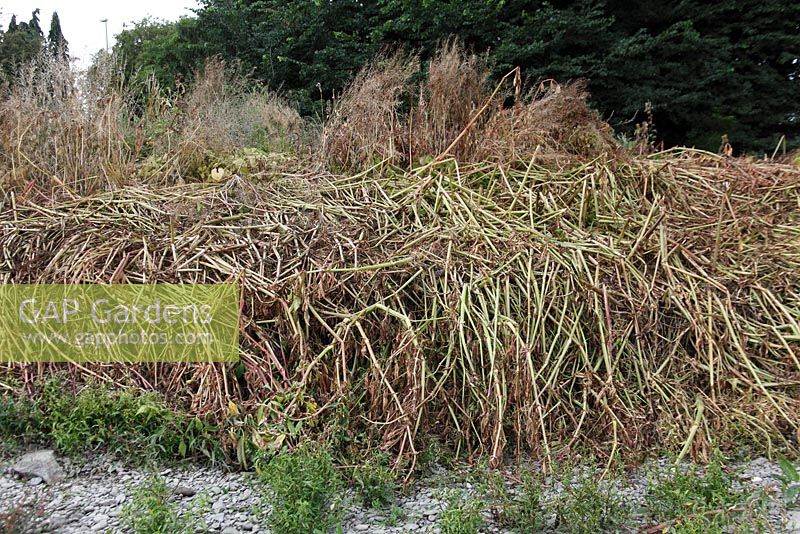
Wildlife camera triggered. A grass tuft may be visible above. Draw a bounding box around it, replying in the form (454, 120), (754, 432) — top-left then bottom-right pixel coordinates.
(552, 472), (628, 534)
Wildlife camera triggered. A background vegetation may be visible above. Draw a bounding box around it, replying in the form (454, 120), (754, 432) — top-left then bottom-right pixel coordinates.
(1, 1), (798, 153)
(113, 0), (800, 153)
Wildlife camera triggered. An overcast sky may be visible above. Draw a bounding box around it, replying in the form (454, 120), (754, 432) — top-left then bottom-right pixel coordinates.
(0, 1), (199, 68)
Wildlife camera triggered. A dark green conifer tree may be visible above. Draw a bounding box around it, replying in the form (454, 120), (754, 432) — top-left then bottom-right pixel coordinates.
(47, 11), (69, 60)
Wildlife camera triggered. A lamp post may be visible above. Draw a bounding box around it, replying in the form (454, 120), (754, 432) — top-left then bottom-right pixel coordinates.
(100, 19), (109, 52)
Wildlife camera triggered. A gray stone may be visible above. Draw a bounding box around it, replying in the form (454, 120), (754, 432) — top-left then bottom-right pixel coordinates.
(240, 522), (254, 531)
(174, 485), (197, 497)
(28, 476), (43, 486)
(355, 525), (370, 531)
(786, 511), (800, 533)
(91, 514), (109, 531)
(222, 527), (239, 534)
(48, 515), (70, 529)
(10, 450), (65, 484)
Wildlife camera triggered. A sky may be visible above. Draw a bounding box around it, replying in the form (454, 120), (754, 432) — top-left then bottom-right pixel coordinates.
(0, 0), (199, 68)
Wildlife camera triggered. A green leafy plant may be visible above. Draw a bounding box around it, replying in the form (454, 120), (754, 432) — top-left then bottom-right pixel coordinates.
(227, 382), (316, 470)
(495, 471), (546, 531)
(440, 490), (485, 534)
(645, 454), (768, 532)
(352, 452), (397, 508)
(777, 457), (800, 506)
(37, 380), (221, 463)
(417, 435), (457, 472)
(552, 472), (628, 534)
(0, 394), (43, 455)
(258, 442), (343, 534)
(121, 475), (208, 534)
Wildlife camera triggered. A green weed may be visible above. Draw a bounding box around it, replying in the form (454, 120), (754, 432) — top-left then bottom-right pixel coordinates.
(121, 475), (208, 534)
(552, 473), (628, 534)
(352, 452), (397, 508)
(258, 442), (343, 534)
(9, 379), (223, 463)
(777, 457), (800, 506)
(440, 490), (485, 534)
(383, 505), (407, 527)
(645, 454), (769, 532)
(494, 471), (546, 531)
(418, 435), (457, 472)
(0, 394), (42, 456)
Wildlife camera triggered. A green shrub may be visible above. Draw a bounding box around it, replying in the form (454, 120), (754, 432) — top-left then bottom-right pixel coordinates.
(440, 490), (484, 534)
(121, 474), (208, 534)
(258, 443), (343, 534)
(0, 395), (36, 436)
(0, 394), (44, 454)
(352, 452), (397, 508)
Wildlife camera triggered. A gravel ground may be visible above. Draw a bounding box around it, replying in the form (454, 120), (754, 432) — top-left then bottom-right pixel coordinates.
(1, 451), (798, 533)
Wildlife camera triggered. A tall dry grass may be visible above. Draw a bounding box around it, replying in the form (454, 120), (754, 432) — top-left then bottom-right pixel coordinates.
(0, 53), (135, 195)
(154, 57), (306, 183)
(321, 41), (618, 170)
(0, 54), (305, 197)
(319, 51), (418, 169)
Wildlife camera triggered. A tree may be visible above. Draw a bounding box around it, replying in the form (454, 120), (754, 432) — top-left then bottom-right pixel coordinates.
(676, 0), (800, 152)
(0, 10), (46, 80)
(47, 11), (69, 60)
(111, 0), (799, 152)
(112, 17), (200, 90)
(28, 9), (43, 38)
(192, 0), (382, 114)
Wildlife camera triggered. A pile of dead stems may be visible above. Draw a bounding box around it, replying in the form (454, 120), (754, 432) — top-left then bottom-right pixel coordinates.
(1, 148), (798, 469)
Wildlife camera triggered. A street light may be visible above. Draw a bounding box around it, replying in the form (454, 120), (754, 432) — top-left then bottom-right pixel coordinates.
(100, 19), (109, 52)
